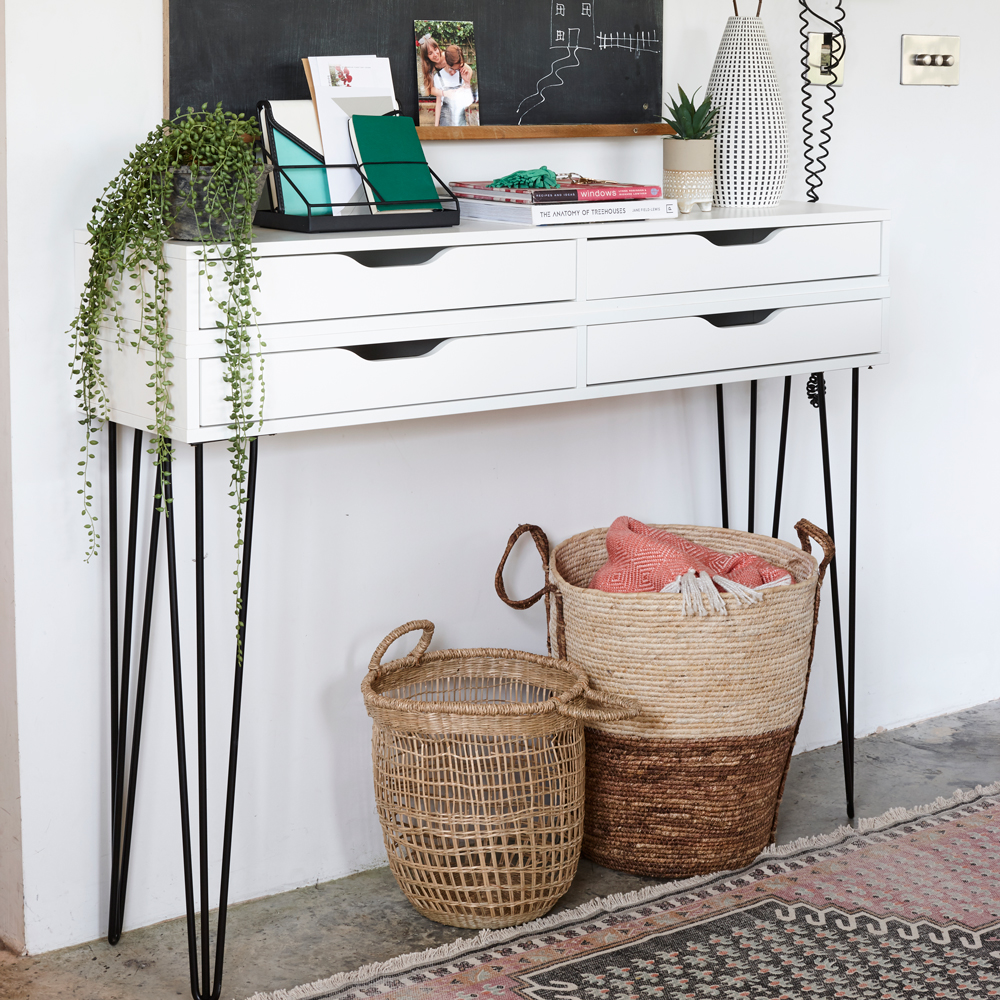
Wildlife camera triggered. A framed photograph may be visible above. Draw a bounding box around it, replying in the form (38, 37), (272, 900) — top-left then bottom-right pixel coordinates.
(414, 20), (480, 126)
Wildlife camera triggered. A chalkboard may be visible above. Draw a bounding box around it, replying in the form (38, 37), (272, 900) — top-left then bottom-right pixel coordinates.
(168, 0), (662, 127)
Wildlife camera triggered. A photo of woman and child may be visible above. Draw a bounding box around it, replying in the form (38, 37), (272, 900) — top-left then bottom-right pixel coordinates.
(415, 20), (480, 126)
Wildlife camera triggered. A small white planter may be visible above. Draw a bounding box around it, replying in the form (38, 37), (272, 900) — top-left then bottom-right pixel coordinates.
(707, 16), (787, 206)
(663, 138), (714, 213)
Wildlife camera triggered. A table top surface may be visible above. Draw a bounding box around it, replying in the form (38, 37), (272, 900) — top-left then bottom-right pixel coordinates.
(75, 202), (890, 260)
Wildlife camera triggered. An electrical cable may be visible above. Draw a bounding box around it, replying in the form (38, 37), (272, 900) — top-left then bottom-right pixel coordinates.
(799, 0), (845, 202)
(801, 3), (854, 820)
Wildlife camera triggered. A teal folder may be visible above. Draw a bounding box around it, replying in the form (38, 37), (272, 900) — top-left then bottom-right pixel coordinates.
(258, 100), (332, 217)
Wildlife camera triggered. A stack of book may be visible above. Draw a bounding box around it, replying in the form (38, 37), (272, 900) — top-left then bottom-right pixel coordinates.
(451, 179), (678, 225)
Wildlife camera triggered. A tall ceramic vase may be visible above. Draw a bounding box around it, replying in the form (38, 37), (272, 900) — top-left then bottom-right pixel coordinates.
(707, 16), (787, 206)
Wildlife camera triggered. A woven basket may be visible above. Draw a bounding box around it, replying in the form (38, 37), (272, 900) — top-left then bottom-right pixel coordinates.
(496, 519), (833, 878)
(362, 620), (638, 929)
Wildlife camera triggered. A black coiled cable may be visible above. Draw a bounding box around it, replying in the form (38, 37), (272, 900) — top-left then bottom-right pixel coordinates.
(800, 0), (846, 202)
(806, 371), (826, 407)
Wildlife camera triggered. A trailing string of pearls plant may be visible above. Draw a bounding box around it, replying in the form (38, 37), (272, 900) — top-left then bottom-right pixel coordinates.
(68, 103), (269, 613)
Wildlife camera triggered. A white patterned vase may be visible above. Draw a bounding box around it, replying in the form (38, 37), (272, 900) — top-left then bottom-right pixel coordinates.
(707, 16), (787, 206)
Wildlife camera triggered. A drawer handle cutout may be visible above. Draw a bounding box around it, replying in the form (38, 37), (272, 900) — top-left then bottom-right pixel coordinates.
(695, 228), (777, 247)
(591, 228), (776, 245)
(343, 338), (445, 361)
(700, 309), (776, 328)
(340, 247), (448, 268)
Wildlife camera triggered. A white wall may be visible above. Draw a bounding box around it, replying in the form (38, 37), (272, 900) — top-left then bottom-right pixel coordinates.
(2, 0), (998, 955)
(0, 0), (24, 959)
(3, 0), (165, 957)
(663, 0), (1000, 745)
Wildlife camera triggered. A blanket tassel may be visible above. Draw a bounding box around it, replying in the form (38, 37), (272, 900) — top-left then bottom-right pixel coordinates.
(663, 571), (767, 615)
(713, 575), (764, 606)
(666, 569), (728, 616)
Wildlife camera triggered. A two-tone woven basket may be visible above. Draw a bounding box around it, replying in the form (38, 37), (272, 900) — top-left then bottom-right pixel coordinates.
(496, 519), (833, 878)
(362, 620), (638, 928)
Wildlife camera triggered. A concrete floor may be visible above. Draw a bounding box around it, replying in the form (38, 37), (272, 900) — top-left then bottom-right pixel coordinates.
(2, 699), (997, 1000)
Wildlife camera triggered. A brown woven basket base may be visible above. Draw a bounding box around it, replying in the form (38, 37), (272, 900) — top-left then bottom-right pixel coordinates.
(582, 725), (797, 878)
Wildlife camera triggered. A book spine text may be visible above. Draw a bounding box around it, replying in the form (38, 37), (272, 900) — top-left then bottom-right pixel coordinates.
(531, 186), (662, 203)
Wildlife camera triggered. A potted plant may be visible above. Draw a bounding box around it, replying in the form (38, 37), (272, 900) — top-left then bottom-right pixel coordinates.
(660, 87), (719, 213)
(68, 103), (270, 564)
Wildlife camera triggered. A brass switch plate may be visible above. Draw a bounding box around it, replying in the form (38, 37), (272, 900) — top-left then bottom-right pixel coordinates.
(901, 34), (960, 85)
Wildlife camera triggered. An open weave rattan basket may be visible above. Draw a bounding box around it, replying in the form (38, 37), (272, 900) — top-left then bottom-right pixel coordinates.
(362, 620), (638, 929)
(496, 519), (833, 878)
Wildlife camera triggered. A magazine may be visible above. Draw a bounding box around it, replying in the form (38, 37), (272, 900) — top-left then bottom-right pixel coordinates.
(304, 56), (396, 214)
(458, 198), (679, 226)
(451, 179), (663, 204)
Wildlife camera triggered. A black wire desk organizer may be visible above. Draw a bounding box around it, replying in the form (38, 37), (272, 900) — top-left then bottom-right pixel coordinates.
(254, 154), (461, 234)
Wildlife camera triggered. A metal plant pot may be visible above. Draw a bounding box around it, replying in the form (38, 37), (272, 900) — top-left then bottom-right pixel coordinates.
(168, 164), (272, 242)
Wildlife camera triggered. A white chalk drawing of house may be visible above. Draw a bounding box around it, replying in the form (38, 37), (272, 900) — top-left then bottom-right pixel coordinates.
(550, 0), (595, 50)
(517, 1), (660, 123)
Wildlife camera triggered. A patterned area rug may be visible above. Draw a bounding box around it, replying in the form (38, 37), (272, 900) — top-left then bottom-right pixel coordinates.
(248, 783), (1000, 1000)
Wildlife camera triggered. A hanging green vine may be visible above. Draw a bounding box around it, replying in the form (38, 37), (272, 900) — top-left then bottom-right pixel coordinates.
(68, 104), (267, 600)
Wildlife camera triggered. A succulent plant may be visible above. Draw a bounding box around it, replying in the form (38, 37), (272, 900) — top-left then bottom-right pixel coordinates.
(661, 86), (719, 140)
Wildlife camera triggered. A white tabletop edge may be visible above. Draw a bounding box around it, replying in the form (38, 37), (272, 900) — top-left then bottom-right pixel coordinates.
(73, 202), (891, 260)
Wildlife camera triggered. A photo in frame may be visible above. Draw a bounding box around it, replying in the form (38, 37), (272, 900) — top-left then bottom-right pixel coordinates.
(414, 20), (480, 126)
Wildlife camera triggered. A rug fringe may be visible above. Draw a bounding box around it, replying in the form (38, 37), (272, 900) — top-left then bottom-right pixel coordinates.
(762, 778), (1000, 856)
(238, 871), (731, 1000)
(241, 779), (1000, 1000)
(854, 778), (1000, 829)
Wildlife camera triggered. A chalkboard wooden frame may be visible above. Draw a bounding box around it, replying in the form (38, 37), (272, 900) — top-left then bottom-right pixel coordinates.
(162, 0), (170, 118)
(417, 123), (675, 140)
(164, 0), (665, 134)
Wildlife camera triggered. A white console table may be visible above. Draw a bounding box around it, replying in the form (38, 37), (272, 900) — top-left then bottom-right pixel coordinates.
(86, 201), (889, 441)
(83, 200), (888, 1000)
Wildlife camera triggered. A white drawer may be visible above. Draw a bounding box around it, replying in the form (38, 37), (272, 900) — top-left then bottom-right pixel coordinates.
(199, 328), (578, 425)
(587, 222), (881, 299)
(200, 240), (577, 327)
(587, 299), (883, 385)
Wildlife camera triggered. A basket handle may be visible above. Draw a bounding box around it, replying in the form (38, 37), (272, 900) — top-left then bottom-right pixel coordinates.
(495, 524), (551, 609)
(794, 518), (836, 584)
(557, 685), (641, 723)
(495, 524), (567, 659)
(368, 620), (434, 672)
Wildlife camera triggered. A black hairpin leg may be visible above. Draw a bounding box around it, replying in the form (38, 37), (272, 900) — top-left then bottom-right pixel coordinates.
(810, 372), (854, 819)
(213, 437), (258, 995)
(108, 422), (119, 841)
(748, 380), (758, 533)
(167, 438), (259, 1000)
(847, 369), (859, 795)
(115, 465), (162, 936)
(195, 444), (210, 1000)
(108, 428), (148, 944)
(716, 384), (729, 529)
(771, 375), (792, 538)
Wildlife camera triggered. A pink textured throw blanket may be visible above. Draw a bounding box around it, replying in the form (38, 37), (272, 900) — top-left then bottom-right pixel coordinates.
(589, 517), (792, 615)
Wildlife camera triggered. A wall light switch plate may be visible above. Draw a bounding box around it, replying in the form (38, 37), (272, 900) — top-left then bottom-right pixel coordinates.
(807, 32), (844, 86)
(901, 34), (960, 85)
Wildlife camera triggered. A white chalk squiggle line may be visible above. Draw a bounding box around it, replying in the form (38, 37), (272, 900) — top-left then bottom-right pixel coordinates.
(516, 30), (582, 124)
